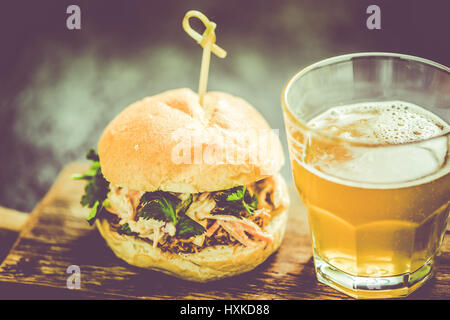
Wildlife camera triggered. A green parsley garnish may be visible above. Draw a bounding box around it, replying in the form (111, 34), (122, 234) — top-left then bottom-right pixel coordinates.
(117, 223), (137, 236)
(138, 191), (205, 239)
(176, 214), (206, 239)
(72, 148), (110, 225)
(213, 185), (258, 217)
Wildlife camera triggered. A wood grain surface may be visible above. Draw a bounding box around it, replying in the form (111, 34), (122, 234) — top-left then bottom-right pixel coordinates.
(0, 207), (28, 232)
(0, 162), (448, 300)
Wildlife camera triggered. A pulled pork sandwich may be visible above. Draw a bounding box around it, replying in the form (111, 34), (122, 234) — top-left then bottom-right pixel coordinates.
(75, 88), (289, 282)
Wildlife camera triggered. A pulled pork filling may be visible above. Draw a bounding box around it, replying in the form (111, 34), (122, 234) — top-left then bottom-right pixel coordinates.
(104, 175), (288, 253)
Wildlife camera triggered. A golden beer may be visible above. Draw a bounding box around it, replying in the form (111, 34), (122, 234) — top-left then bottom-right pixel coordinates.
(284, 101), (449, 298)
(282, 53), (450, 298)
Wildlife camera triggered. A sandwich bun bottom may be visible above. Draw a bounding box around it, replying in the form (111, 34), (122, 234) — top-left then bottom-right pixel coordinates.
(95, 205), (288, 282)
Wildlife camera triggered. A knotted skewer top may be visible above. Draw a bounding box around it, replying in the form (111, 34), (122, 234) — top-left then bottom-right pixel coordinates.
(182, 10), (227, 106)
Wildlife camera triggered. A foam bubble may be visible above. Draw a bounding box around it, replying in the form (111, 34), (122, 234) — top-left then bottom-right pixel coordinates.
(309, 101), (447, 144)
(305, 101), (450, 187)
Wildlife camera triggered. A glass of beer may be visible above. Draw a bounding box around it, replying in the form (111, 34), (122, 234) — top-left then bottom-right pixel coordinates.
(281, 53), (449, 298)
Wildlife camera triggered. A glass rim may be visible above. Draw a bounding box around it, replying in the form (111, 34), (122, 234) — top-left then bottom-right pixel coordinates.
(281, 52), (450, 147)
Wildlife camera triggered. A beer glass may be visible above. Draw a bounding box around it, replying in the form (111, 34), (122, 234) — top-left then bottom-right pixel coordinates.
(281, 53), (449, 298)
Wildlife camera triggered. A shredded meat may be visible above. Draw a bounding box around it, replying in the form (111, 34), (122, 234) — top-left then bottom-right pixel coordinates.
(104, 176), (284, 254)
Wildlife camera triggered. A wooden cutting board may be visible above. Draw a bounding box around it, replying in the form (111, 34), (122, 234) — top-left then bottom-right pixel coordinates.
(0, 162), (448, 299)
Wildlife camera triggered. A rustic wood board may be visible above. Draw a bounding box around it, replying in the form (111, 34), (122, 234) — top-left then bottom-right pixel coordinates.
(0, 162), (448, 300)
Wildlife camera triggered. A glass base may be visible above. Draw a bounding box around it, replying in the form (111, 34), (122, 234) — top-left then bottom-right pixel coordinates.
(314, 254), (434, 299)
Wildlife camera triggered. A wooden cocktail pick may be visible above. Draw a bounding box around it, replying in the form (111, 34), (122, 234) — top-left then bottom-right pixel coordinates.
(182, 10), (227, 106)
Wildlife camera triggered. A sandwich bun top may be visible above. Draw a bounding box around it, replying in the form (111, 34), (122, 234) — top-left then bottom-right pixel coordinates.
(98, 88), (284, 193)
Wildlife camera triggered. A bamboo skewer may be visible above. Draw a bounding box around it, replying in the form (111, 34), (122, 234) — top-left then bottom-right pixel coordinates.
(182, 10), (227, 106)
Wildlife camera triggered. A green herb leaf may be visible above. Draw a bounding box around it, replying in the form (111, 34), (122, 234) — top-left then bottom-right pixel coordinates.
(138, 191), (180, 225)
(226, 186), (245, 201)
(73, 148), (110, 224)
(176, 214), (206, 239)
(86, 201), (100, 225)
(137, 192), (205, 239)
(214, 186), (244, 203)
(243, 192), (258, 215)
(213, 185), (258, 217)
(212, 205), (243, 217)
(117, 223), (137, 236)
(86, 148), (99, 161)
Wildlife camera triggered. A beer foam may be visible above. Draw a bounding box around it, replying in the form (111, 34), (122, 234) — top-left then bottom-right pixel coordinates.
(304, 101), (450, 188)
(309, 101), (447, 145)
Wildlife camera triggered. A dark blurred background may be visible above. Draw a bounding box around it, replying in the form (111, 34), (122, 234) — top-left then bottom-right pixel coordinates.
(0, 0), (449, 213)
